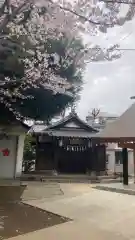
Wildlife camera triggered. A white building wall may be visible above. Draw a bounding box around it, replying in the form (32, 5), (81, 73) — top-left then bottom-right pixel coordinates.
(106, 149), (115, 173)
(0, 123), (27, 179)
(106, 143), (134, 176)
(128, 151), (134, 175)
(15, 134), (25, 178)
(0, 136), (17, 179)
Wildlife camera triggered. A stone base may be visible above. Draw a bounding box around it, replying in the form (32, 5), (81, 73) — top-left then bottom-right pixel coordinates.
(94, 182), (135, 196)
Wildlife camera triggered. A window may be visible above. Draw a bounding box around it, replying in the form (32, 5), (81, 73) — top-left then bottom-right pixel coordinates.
(115, 151), (123, 165)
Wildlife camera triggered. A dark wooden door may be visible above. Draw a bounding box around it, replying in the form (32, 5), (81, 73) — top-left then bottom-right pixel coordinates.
(91, 145), (106, 173)
(36, 142), (54, 170)
(57, 147), (89, 173)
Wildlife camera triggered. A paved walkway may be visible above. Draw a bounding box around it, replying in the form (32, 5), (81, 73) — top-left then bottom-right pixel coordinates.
(22, 182), (63, 200)
(9, 183), (135, 239)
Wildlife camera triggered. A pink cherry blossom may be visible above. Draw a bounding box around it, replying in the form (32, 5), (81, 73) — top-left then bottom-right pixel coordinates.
(0, 0), (131, 119)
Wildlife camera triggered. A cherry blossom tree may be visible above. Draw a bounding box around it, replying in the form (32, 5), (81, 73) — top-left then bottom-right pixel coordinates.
(0, 0), (132, 120)
(65, 0), (135, 32)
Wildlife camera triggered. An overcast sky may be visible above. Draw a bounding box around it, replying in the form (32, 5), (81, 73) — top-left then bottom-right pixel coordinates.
(77, 9), (135, 120)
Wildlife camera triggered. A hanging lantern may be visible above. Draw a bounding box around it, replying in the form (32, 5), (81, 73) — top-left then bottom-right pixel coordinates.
(88, 140), (91, 148)
(59, 139), (63, 147)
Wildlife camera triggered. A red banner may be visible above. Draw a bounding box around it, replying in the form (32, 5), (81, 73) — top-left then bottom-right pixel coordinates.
(1, 148), (10, 156)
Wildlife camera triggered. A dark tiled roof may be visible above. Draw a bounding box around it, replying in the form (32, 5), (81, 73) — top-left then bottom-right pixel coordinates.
(29, 124), (47, 133)
(46, 112), (97, 132)
(30, 112), (98, 136)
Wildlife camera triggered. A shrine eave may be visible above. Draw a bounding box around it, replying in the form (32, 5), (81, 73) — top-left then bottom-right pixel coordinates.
(35, 130), (97, 139)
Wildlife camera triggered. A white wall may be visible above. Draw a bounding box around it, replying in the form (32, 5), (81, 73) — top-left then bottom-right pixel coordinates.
(106, 150), (115, 173)
(0, 123), (27, 179)
(106, 143), (134, 175)
(128, 151), (134, 175)
(15, 134), (25, 178)
(0, 136), (17, 179)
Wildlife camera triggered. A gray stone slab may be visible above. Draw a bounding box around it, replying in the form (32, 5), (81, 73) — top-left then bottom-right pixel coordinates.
(94, 182), (135, 195)
(27, 186), (135, 239)
(22, 182), (63, 201)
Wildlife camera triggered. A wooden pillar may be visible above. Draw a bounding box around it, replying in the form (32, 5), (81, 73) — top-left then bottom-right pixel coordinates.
(54, 148), (58, 172)
(122, 148), (128, 185)
(91, 146), (96, 171)
(133, 149), (135, 183)
(91, 145), (98, 179)
(35, 136), (39, 171)
(53, 138), (59, 173)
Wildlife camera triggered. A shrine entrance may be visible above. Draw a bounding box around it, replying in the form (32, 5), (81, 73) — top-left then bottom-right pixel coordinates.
(57, 144), (90, 174)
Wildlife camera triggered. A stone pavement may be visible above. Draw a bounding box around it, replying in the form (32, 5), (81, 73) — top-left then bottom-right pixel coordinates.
(9, 183), (135, 240)
(94, 181), (135, 195)
(22, 182), (63, 201)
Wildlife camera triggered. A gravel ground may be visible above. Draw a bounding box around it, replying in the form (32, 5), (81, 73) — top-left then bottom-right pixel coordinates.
(0, 202), (69, 239)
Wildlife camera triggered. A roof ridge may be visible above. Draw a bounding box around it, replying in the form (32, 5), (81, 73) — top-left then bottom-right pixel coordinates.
(47, 112), (98, 132)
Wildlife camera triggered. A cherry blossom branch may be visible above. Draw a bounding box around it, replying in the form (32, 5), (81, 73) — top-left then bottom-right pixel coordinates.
(48, 0), (111, 26)
(58, 5), (111, 26)
(0, 0), (126, 120)
(0, 0), (32, 32)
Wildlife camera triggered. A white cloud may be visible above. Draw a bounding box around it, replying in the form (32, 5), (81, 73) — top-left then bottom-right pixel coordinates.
(77, 18), (135, 120)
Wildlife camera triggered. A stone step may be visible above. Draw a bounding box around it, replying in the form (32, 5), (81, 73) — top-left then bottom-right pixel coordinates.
(38, 179), (92, 183)
(25, 178), (118, 184)
(21, 173), (117, 180)
(22, 183), (63, 201)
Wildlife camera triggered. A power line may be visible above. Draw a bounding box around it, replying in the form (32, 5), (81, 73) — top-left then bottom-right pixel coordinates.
(102, 0), (135, 4)
(82, 48), (135, 51)
(101, 48), (135, 51)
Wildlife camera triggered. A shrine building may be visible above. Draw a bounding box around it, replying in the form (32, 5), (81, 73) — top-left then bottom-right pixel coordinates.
(31, 112), (106, 174)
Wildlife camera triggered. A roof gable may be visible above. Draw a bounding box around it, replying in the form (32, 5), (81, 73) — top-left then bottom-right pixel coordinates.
(47, 113), (98, 133)
(64, 121), (81, 128)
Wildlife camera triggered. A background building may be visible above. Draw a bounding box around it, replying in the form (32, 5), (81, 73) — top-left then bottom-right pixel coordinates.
(86, 111), (134, 176)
